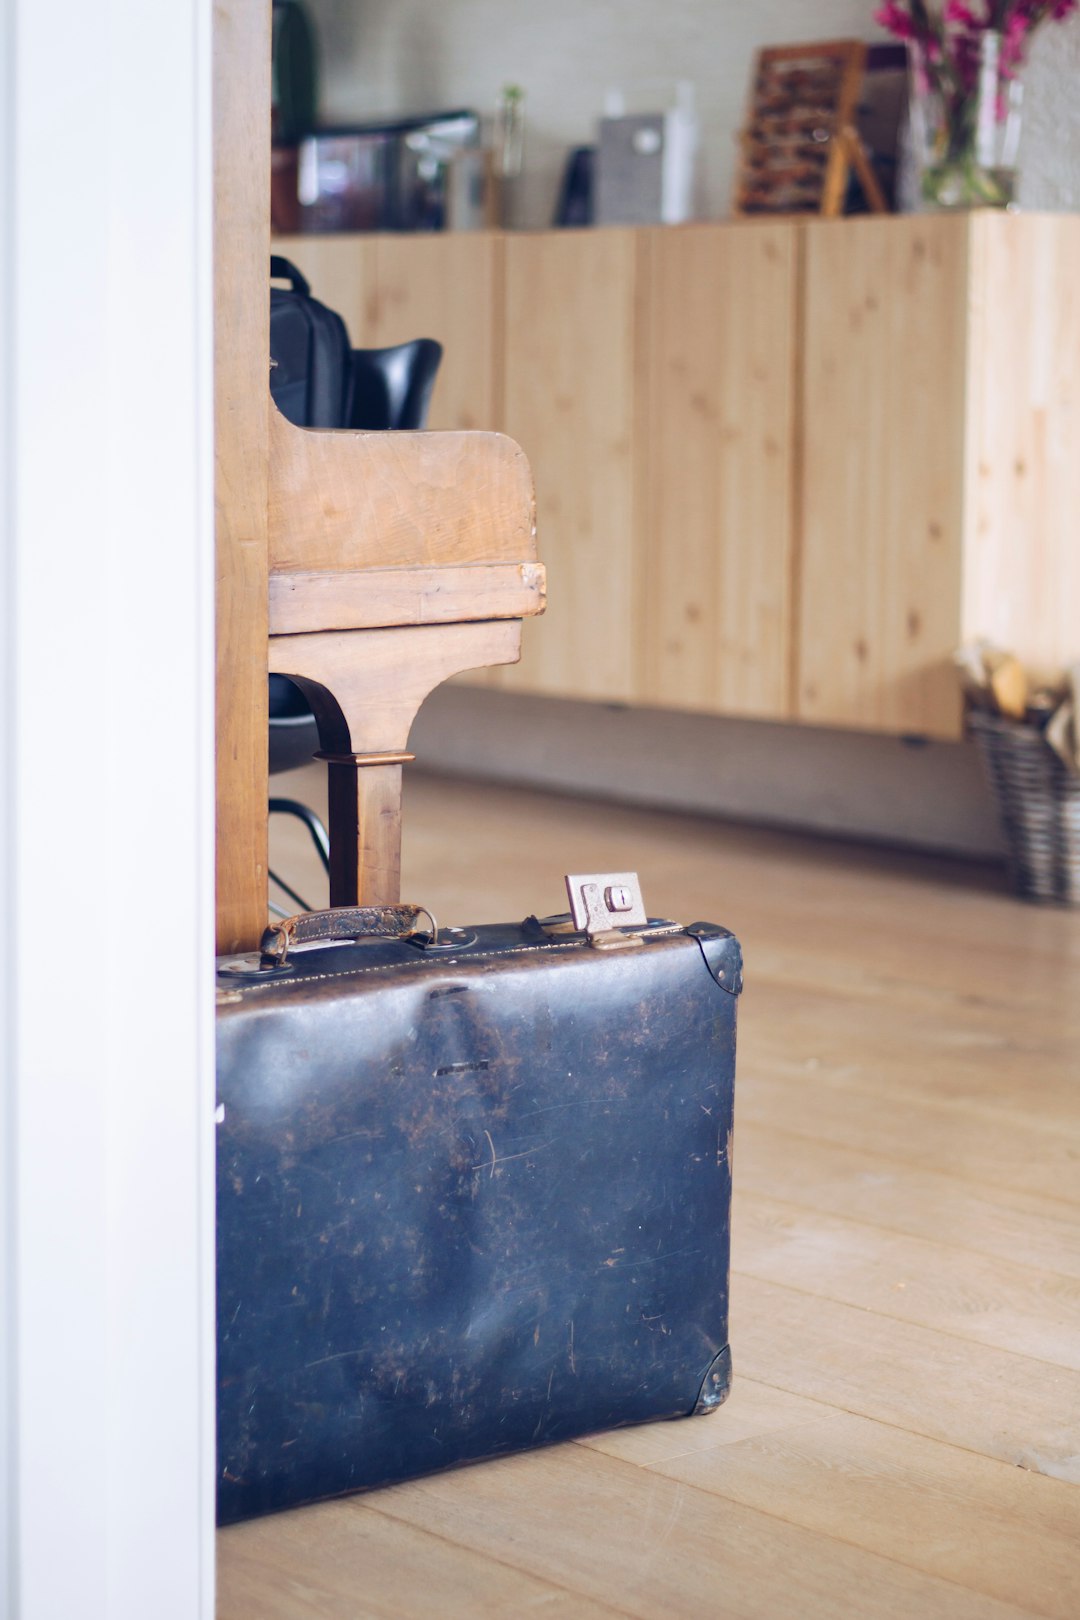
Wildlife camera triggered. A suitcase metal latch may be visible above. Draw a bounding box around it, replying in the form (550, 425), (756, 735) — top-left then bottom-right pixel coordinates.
(565, 872), (648, 950)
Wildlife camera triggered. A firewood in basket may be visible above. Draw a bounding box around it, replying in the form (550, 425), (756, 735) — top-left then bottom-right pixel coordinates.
(983, 648), (1028, 720)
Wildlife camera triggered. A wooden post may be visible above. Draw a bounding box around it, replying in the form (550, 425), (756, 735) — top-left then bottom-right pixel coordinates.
(214, 0), (270, 952)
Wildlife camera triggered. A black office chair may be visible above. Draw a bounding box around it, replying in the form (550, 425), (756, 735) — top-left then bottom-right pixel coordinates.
(269, 336), (444, 914)
(347, 338), (443, 432)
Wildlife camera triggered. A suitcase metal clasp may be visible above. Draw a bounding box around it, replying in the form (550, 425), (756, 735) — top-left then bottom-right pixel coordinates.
(564, 872), (648, 950)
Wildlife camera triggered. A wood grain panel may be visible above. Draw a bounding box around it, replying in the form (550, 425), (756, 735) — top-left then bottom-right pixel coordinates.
(642, 222), (797, 719)
(268, 620), (522, 756)
(735, 1192), (1080, 1370)
(495, 228), (642, 701)
(649, 1396), (1080, 1620)
(578, 1375), (827, 1467)
(217, 1499), (625, 1619)
(365, 1442), (1033, 1620)
(734, 1124), (1080, 1283)
(267, 412), (536, 573)
(370, 233), (501, 432)
(214, 0), (271, 952)
(269, 561), (545, 635)
(798, 215), (970, 739)
(743, 974), (1080, 1126)
(962, 211), (1080, 678)
(735, 1274), (1080, 1482)
(739, 1064), (1080, 1209)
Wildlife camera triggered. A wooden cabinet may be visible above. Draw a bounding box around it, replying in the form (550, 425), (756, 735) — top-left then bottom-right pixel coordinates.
(494, 223), (798, 714)
(798, 212), (1080, 740)
(273, 215), (1080, 740)
(497, 228), (643, 703)
(642, 223), (797, 720)
(799, 216), (969, 738)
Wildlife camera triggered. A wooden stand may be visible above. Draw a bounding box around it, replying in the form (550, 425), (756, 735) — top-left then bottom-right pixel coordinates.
(734, 40), (889, 218)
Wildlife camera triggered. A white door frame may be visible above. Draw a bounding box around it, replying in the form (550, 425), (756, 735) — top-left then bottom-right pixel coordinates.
(2, 1), (216, 1615)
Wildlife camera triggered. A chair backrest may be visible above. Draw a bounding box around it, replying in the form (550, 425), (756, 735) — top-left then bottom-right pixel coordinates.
(348, 339), (443, 431)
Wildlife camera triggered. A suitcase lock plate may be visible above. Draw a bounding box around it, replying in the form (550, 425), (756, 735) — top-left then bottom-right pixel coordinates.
(564, 872), (647, 950)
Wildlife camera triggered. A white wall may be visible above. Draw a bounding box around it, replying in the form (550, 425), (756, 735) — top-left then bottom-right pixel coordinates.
(3, 0), (216, 1614)
(1021, 17), (1080, 210)
(309, 0), (1080, 226)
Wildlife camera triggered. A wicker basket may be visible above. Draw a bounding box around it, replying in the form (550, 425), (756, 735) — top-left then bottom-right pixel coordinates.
(968, 709), (1080, 903)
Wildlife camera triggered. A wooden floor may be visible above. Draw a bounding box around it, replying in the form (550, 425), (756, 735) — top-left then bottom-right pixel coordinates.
(222, 770), (1080, 1618)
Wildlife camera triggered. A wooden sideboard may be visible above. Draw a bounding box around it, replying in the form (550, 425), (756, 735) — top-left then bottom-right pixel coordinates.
(276, 212), (1080, 741)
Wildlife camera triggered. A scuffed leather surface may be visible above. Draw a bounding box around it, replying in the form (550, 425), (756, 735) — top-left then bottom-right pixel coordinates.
(216, 922), (739, 1523)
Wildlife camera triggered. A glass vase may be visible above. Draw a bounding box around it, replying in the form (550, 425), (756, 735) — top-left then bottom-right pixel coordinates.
(908, 31), (1023, 211)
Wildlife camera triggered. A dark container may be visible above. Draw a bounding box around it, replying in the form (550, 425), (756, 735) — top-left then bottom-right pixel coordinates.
(216, 908), (741, 1523)
(295, 110), (481, 233)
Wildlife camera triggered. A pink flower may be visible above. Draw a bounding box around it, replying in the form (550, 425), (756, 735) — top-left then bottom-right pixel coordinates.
(875, 2), (917, 37)
(944, 1), (980, 24)
(1001, 9), (1035, 68)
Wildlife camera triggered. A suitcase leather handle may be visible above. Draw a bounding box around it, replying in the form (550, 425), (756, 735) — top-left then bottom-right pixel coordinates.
(260, 904), (436, 967)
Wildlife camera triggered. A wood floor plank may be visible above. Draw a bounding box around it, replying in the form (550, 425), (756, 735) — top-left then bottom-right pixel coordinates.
(217, 1499), (628, 1619)
(576, 1377), (830, 1467)
(364, 1442), (1038, 1620)
(738, 907), (1080, 1022)
(736, 1067), (1080, 1207)
(736, 1125), (1080, 1281)
(734, 1275), (1080, 1482)
(647, 1402), (1080, 1620)
(742, 978), (1080, 1132)
(735, 1192), (1080, 1369)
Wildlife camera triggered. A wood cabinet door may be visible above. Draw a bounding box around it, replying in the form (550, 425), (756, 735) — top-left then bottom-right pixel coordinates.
(961, 212), (1080, 681)
(369, 233), (501, 433)
(497, 228), (642, 702)
(641, 222), (797, 720)
(797, 216), (968, 739)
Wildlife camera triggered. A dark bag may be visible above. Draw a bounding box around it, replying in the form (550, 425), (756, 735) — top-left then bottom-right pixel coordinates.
(269, 254), (353, 428)
(215, 883), (741, 1525)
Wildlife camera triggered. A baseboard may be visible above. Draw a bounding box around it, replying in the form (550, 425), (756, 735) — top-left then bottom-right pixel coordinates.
(409, 687), (1006, 862)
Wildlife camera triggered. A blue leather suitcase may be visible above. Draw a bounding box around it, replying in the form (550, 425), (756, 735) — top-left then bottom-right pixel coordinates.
(215, 877), (741, 1524)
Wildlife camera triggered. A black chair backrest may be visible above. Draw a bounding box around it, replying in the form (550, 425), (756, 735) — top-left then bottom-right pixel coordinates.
(348, 339), (444, 431)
